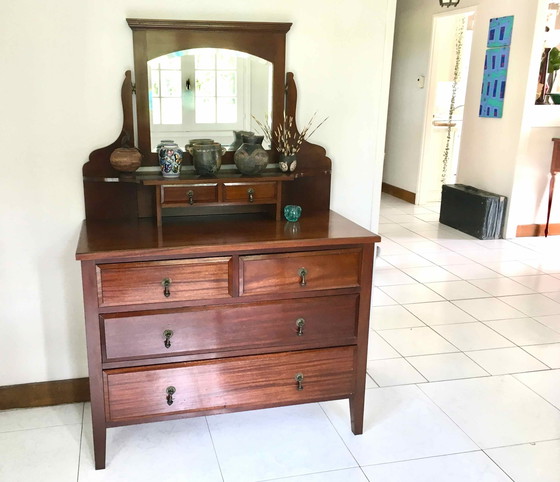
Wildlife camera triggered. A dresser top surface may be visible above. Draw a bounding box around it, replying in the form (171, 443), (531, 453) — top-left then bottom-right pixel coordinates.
(76, 211), (380, 261)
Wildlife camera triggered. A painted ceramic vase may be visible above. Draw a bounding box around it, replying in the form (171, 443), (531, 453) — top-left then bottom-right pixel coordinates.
(234, 135), (269, 175)
(283, 204), (302, 222)
(157, 140), (183, 178)
(279, 153), (297, 173)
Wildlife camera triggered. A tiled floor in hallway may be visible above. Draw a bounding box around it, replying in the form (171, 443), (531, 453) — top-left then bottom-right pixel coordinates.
(1, 193), (560, 481)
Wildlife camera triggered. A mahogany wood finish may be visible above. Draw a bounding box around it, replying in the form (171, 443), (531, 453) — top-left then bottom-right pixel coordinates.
(96, 257), (232, 307)
(104, 347), (355, 422)
(282, 72), (332, 214)
(78, 18), (378, 471)
(127, 19), (291, 165)
(77, 212), (379, 469)
(239, 249), (361, 296)
(101, 294), (359, 362)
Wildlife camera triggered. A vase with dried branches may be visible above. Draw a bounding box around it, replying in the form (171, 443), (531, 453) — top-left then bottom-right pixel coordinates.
(253, 113), (327, 172)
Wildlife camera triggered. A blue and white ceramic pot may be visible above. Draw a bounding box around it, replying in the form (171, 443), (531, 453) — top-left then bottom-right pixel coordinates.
(157, 140), (183, 178)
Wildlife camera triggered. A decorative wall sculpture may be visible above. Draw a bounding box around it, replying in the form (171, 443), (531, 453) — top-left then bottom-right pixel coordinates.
(479, 15), (514, 118)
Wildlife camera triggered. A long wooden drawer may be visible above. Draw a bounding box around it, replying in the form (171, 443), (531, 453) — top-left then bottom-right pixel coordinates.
(97, 257), (232, 307)
(101, 294), (359, 361)
(104, 346), (355, 422)
(240, 249), (361, 296)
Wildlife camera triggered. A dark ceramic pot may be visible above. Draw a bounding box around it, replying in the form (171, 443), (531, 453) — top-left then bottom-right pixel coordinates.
(187, 142), (226, 176)
(234, 135), (269, 175)
(230, 130), (254, 151)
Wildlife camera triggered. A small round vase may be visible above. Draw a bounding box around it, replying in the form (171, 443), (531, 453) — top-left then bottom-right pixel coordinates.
(283, 204), (302, 222)
(157, 140), (183, 178)
(234, 135), (269, 175)
(110, 147), (142, 172)
(279, 153), (297, 173)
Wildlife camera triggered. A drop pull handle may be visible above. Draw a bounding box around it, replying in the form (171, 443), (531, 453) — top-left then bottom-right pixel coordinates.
(295, 373), (304, 391)
(187, 190), (194, 205)
(161, 278), (172, 297)
(247, 188), (255, 203)
(163, 329), (174, 349)
(296, 318), (305, 336)
(298, 268), (307, 287)
(166, 386), (176, 406)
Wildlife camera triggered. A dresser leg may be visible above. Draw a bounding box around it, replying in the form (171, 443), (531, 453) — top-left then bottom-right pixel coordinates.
(92, 419), (107, 470)
(349, 393), (365, 435)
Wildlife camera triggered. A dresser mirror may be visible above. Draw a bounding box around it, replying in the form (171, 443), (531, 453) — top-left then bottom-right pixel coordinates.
(148, 48), (272, 151)
(127, 19), (292, 165)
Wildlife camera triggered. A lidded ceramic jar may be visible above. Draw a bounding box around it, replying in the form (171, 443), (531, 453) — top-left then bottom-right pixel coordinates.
(157, 140), (183, 178)
(234, 134), (269, 175)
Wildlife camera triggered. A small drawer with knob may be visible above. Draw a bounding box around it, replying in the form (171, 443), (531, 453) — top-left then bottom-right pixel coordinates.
(96, 257), (232, 308)
(239, 249), (362, 296)
(222, 182), (278, 204)
(160, 184), (218, 206)
(103, 346), (355, 422)
(101, 294), (359, 361)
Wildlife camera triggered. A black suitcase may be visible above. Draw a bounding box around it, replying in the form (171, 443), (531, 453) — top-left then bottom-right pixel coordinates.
(439, 184), (507, 240)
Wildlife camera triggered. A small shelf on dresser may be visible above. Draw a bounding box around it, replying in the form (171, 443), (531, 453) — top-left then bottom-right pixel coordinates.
(139, 169), (294, 225)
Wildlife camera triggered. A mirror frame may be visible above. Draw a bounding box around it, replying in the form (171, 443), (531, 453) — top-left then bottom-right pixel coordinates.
(127, 18), (292, 165)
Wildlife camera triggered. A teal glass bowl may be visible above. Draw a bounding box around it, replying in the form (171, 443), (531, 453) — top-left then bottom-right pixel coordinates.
(283, 205), (302, 222)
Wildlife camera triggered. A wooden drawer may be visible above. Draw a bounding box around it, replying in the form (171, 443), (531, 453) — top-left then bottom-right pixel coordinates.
(104, 346), (355, 422)
(222, 182), (277, 203)
(102, 294), (359, 361)
(97, 258), (232, 307)
(161, 184), (218, 206)
(240, 249), (361, 296)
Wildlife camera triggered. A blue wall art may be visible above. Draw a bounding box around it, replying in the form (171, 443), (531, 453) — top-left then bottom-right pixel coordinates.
(480, 15), (514, 118)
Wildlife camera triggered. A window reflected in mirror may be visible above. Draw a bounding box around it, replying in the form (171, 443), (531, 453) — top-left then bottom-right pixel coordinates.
(148, 48), (273, 151)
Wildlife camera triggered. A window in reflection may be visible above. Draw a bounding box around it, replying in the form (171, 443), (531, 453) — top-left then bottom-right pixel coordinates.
(147, 48), (272, 150)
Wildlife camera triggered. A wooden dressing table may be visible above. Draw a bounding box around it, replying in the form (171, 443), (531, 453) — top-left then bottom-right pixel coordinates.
(77, 20), (379, 470)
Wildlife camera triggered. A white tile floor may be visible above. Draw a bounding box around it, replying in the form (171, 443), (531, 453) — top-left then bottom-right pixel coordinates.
(2, 193), (560, 481)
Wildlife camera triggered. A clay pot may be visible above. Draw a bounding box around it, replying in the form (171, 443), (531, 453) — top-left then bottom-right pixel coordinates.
(109, 147), (142, 172)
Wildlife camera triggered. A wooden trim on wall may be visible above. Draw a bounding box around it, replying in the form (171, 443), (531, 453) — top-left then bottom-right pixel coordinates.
(0, 378), (90, 410)
(381, 182), (416, 204)
(516, 223), (560, 237)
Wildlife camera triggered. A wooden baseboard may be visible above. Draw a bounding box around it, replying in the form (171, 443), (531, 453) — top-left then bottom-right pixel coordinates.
(381, 182), (416, 204)
(516, 223), (560, 237)
(0, 378), (90, 410)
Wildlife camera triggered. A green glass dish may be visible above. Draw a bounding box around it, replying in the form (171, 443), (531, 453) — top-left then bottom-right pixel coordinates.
(283, 205), (302, 222)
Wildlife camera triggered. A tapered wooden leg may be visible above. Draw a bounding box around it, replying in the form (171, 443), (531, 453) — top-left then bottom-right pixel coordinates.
(92, 416), (107, 470)
(349, 392), (365, 435)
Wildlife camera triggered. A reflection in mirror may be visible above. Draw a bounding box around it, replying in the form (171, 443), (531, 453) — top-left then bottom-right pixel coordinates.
(537, 3), (560, 104)
(148, 48), (272, 151)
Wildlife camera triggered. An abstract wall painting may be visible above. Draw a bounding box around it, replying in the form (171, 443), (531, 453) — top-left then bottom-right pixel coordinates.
(480, 15), (514, 118)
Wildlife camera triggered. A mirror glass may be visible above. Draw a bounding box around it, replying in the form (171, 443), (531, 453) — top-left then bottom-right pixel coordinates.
(148, 48), (272, 151)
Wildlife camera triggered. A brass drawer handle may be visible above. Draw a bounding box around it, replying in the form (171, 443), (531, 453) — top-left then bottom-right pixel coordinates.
(163, 329), (173, 349)
(247, 188), (255, 203)
(296, 318), (305, 336)
(166, 386), (176, 406)
(298, 267), (307, 286)
(187, 190), (194, 205)
(295, 373), (304, 391)
(161, 278), (172, 297)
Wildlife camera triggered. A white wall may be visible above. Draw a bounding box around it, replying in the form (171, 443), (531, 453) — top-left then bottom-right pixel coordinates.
(0, 0), (395, 385)
(385, 0), (560, 238)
